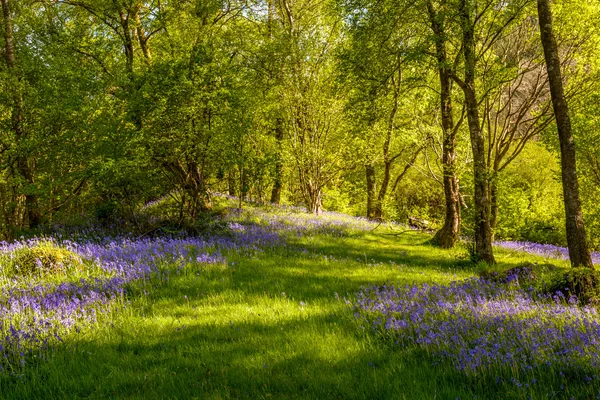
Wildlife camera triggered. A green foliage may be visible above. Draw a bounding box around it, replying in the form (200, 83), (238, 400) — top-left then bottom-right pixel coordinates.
(495, 144), (565, 244)
(480, 260), (600, 305)
(0, 0), (599, 250)
(572, 93), (600, 250)
(393, 169), (444, 225)
(478, 262), (558, 285)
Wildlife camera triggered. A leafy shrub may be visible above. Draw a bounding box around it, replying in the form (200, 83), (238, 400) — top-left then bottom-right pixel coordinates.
(519, 220), (565, 247)
(94, 199), (122, 222)
(494, 144), (566, 246)
(187, 209), (230, 236)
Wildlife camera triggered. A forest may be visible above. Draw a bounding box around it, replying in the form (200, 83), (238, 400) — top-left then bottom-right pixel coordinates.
(2, 0), (600, 398)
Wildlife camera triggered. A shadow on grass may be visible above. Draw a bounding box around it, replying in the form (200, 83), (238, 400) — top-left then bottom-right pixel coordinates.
(2, 308), (478, 399)
(294, 232), (474, 271)
(0, 230), (568, 399)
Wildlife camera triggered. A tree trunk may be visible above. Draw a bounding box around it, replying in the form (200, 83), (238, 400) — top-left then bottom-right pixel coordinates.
(490, 178), (498, 241)
(427, 0), (461, 248)
(365, 163), (378, 220)
(372, 161), (392, 221)
(19, 159), (41, 228)
(228, 170), (237, 197)
(365, 66), (400, 222)
(366, 161), (391, 222)
(135, 10), (152, 63)
(119, 9), (135, 75)
(306, 182), (322, 215)
(163, 160), (212, 220)
(537, 0), (592, 268)
(270, 117), (284, 204)
(371, 201), (383, 221)
(458, 0), (495, 263)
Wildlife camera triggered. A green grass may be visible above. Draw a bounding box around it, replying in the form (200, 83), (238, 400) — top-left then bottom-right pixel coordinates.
(0, 225), (586, 399)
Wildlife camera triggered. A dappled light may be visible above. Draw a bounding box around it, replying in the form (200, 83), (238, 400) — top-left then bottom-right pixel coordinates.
(1, 0), (600, 398)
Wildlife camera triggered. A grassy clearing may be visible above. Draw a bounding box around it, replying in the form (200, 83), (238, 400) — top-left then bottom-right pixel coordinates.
(0, 215), (593, 399)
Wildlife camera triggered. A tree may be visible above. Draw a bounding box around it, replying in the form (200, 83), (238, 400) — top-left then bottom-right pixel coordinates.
(482, 18), (554, 239)
(426, 0), (463, 248)
(454, 0), (495, 263)
(275, 0), (348, 215)
(1, 0), (41, 229)
(341, 0), (428, 221)
(537, 0), (592, 267)
(449, 0), (533, 263)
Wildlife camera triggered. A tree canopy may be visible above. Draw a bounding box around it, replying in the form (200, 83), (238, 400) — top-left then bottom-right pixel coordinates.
(1, 0), (599, 265)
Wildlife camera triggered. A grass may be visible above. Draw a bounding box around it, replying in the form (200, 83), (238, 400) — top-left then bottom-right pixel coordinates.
(0, 207), (594, 399)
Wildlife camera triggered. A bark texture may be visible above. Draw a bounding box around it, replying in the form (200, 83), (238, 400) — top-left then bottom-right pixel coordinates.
(458, 0), (495, 263)
(427, 0), (461, 248)
(365, 163), (378, 220)
(537, 0), (592, 268)
(270, 118), (284, 204)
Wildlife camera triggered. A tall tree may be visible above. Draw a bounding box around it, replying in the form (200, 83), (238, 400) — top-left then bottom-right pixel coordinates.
(537, 0), (592, 267)
(341, 0), (427, 221)
(426, 0), (462, 248)
(455, 0), (495, 263)
(483, 19), (554, 239)
(276, 0), (348, 215)
(1, 0), (41, 229)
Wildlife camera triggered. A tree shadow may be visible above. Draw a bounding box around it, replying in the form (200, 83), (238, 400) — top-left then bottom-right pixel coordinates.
(4, 310), (476, 399)
(0, 229), (559, 399)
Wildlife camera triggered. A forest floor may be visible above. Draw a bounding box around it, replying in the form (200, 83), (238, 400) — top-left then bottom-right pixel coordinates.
(0, 200), (598, 399)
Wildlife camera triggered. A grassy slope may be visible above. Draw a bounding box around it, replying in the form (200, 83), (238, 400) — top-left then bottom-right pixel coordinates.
(0, 225), (584, 399)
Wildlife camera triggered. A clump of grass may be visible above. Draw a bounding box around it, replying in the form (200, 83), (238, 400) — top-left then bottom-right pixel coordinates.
(2, 240), (84, 278)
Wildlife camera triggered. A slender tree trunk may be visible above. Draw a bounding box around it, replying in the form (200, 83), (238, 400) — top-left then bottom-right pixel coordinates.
(1, 0), (40, 229)
(458, 0), (495, 263)
(427, 0), (461, 248)
(267, 0), (284, 206)
(163, 161), (212, 219)
(119, 10), (135, 76)
(270, 117), (284, 204)
(365, 68), (400, 221)
(537, 0), (592, 268)
(366, 163), (377, 220)
(302, 180), (322, 215)
(373, 160), (392, 220)
(228, 170), (237, 197)
(490, 179), (499, 241)
(135, 10), (152, 63)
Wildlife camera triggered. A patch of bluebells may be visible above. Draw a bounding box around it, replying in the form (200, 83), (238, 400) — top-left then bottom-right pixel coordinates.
(495, 240), (600, 265)
(226, 206), (390, 238)
(0, 216), (284, 372)
(0, 277), (125, 372)
(0, 201), (400, 373)
(355, 277), (600, 378)
(211, 191), (411, 237)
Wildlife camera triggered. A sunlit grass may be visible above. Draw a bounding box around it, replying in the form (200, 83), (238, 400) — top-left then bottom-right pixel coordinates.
(0, 203), (597, 399)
